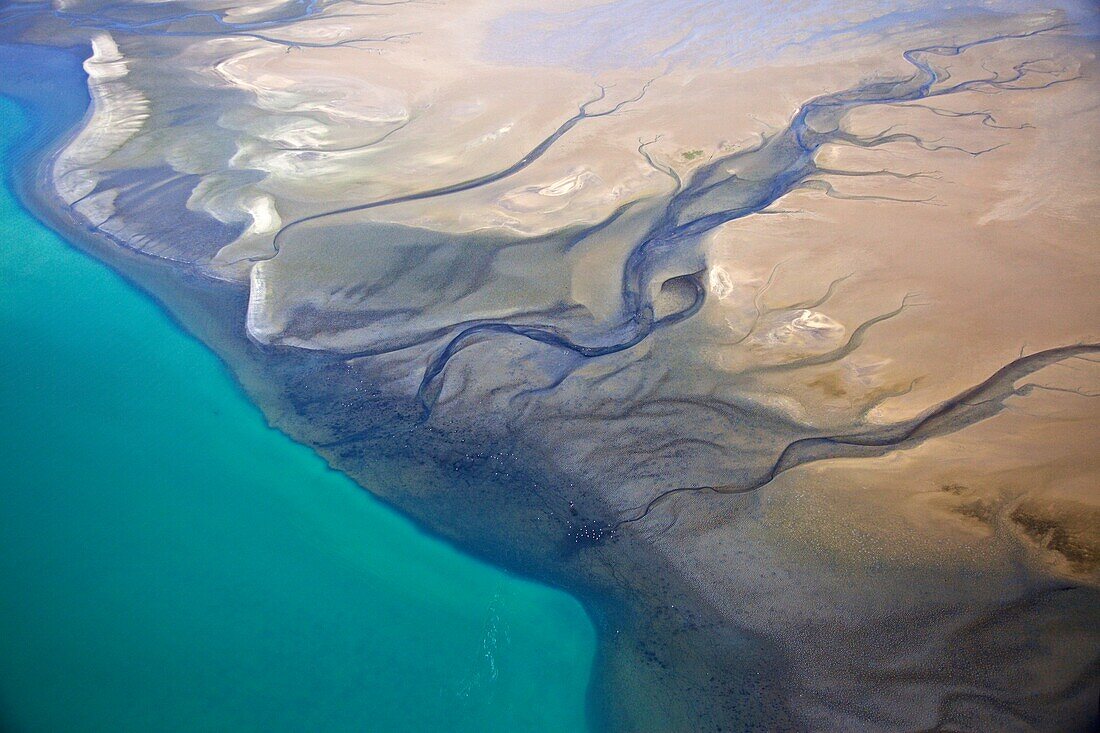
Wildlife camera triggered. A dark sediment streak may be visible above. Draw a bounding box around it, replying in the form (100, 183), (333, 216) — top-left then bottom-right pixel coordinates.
(4, 13), (1099, 731)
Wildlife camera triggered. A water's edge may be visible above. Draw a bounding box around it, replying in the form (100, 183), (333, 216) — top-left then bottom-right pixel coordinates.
(6, 37), (799, 732)
(2, 40), (617, 731)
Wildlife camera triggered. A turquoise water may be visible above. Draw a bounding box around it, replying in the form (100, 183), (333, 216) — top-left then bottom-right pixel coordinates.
(0, 95), (594, 732)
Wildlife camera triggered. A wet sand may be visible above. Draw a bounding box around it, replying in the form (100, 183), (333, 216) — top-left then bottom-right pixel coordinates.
(3, 1), (1099, 730)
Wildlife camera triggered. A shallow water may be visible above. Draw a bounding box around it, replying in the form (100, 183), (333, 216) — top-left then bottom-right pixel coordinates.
(0, 93), (595, 732)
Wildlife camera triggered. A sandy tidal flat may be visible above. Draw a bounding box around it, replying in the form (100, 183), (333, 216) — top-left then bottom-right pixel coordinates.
(3, 0), (1099, 730)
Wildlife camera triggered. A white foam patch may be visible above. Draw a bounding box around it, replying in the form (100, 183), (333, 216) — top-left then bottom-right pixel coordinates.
(708, 265), (736, 300)
(760, 309), (845, 346)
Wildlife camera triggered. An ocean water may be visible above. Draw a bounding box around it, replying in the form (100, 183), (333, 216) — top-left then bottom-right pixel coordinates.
(0, 90), (594, 732)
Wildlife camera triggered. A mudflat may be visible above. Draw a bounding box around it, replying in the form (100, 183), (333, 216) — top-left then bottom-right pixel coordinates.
(2, 1), (1098, 730)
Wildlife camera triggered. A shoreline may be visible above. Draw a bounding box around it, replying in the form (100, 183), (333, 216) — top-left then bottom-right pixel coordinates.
(39, 34), (807, 730)
(0, 87), (597, 732)
(9, 8), (1096, 727)
(5, 36), (773, 732)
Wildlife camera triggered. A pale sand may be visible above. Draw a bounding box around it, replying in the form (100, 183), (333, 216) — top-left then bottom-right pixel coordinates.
(13, 1), (1100, 729)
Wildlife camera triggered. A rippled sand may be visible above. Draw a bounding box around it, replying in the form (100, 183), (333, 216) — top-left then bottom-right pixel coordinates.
(5, 0), (1099, 730)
